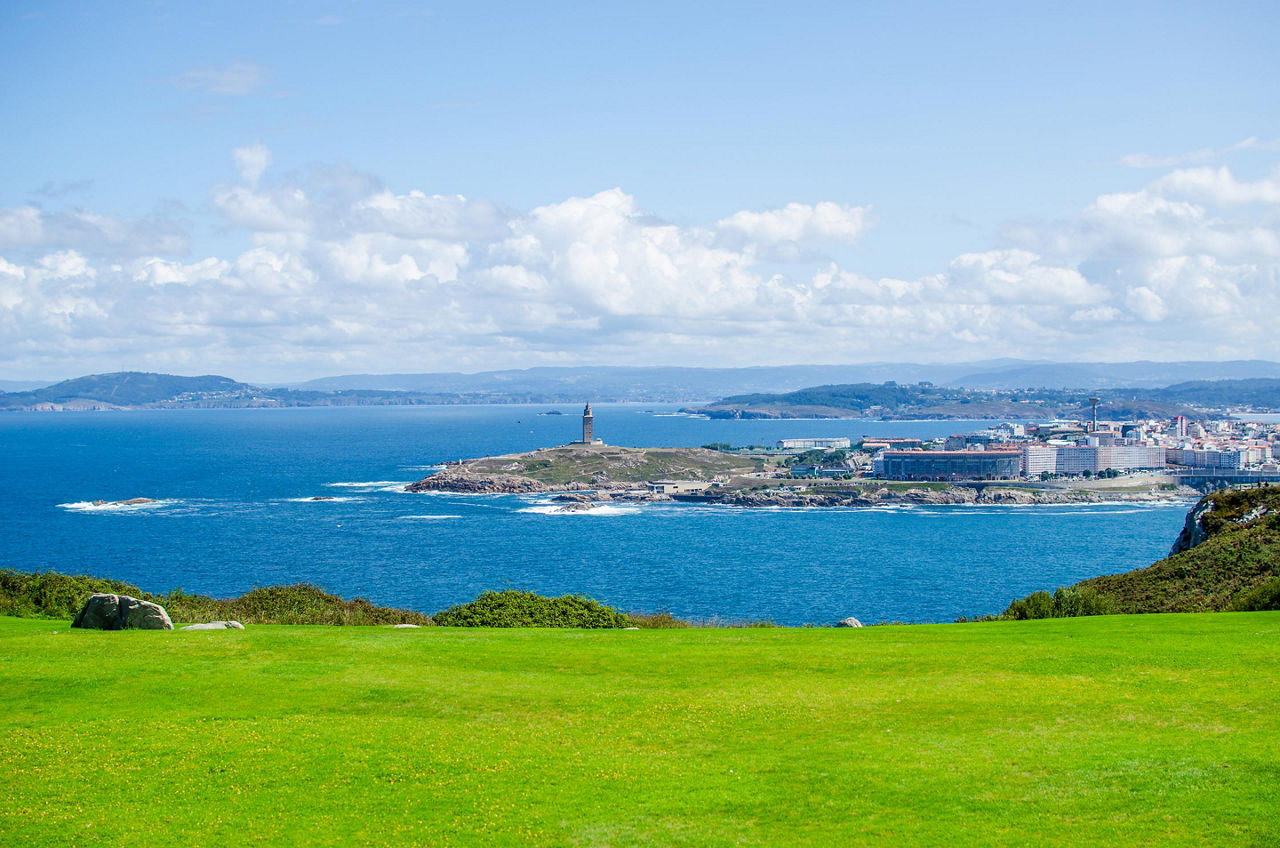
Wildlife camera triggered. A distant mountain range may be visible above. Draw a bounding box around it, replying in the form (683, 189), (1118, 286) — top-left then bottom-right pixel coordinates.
(282, 359), (1280, 395)
(4, 363), (1280, 412)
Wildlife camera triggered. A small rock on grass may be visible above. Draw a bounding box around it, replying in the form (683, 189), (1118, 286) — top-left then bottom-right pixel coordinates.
(391, 623), (421, 629)
(181, 621), (245, 631)
(835, 617), (863, 628)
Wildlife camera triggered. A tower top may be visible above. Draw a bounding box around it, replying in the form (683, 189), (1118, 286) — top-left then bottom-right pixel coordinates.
(584, 403), (592, 416)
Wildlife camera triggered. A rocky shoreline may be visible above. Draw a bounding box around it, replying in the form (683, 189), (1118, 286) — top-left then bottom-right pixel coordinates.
(406, 469), (1198, 509)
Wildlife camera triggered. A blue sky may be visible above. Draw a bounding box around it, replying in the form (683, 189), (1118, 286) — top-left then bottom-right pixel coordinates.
(2, 1), (1279, 380)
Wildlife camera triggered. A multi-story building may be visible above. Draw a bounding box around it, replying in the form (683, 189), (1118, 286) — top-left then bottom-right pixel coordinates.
(878, 450), (1021, 481)
(776, 437), (851, 451)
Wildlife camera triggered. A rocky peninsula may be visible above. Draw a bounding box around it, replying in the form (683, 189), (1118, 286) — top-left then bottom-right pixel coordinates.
(406, 444), (1199, 508)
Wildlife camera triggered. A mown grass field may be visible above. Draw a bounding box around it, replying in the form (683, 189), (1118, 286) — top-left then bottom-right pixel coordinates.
(3, 613), (1278, 847)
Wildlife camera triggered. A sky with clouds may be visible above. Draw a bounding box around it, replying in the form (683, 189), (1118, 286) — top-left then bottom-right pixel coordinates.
(2, 1), (1278, 381)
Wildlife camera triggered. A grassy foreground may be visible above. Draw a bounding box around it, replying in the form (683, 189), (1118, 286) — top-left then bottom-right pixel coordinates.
(3, 614), (1279, 847)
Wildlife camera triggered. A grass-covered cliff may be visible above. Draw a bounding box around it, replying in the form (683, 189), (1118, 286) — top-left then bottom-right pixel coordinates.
(1005, 486), (1280, 618)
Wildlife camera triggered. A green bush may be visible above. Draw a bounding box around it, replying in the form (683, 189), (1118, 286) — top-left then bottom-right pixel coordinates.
(433, 589), (637, 628)
(0, 569), (145, 619)
(628, 610), (692, 629)
(1004, 591), (1056, 620)
(1003, 586), (1115, 620)
(0, 569), (432, 626)
(1232, 577), (1280, 611)
(163, 584), (433, 626)
(1052, 586), (1115, 617)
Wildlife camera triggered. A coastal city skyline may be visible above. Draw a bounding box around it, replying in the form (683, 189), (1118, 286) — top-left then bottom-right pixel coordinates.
(3, 1), (1279, 381)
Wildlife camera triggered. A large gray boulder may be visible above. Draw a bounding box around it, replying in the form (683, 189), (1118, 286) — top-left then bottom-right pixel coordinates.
(835, 617), (863, 628)
(181, 621), (244, 631)
(71, 593), (173, 630)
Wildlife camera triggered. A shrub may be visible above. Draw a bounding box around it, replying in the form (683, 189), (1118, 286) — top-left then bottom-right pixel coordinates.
(163, 584), (433, 626)
(1003, 586), (1116, 620)
(1232, 577), (1280, 611)
(1051, 586), (1115, 617)
(1004, 590), (1056, 620)
(628, 610), (692, 629)
(0, 569), (431, 625)
(0, 569), (144, 619)
(433, 589), (637, 628)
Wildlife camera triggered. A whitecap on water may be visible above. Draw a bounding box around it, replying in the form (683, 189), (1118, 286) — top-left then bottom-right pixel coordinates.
(324, 481), (413, 493)
(284, 496), (363, 504)
(518, 504), (641, 516)
(58, 499), (178, 514)
(398, 514), (462, 520)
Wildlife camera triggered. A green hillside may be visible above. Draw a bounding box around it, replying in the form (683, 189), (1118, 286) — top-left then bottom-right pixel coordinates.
(1005, 486), (1280, 617)
(0, 371), (258, 409)
(3, 613), (1278, 846)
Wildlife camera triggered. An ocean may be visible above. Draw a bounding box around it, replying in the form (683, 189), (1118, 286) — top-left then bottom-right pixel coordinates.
(0, 404), (1191, 624)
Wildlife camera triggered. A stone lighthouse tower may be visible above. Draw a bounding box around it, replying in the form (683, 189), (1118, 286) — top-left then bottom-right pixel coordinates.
(581, 403), (595, 444)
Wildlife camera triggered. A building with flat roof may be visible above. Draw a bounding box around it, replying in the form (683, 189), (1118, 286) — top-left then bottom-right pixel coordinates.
(776, 437), (851, 450)
(646, 480), (712, 495)
(878, 450), (1021, 481)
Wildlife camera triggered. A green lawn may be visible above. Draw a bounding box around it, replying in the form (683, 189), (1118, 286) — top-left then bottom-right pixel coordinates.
(3, 614), (1278, 846)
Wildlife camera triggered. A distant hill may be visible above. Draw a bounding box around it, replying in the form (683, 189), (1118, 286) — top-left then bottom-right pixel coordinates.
(945, 360), (1280, 390)
(687, 382), (1210, 420)
(6, 367), (1280, 413)
(0, 372), (262, 410)
(284, 362), (1032, 400)
(286, 360), (1280, 396)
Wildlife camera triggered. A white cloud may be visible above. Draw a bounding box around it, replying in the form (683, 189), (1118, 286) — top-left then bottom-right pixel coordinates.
(171, 61), (269, 96)
(717, 201), (871, 244)
(1120, 136), (1280, 168)
(4, 145), (1280, 378)
(1150, 167), (1280, 206)
(233, 143), (272, 187)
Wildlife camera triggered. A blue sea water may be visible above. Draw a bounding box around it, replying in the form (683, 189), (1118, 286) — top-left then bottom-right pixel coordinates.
(0, 405), (1192, 624)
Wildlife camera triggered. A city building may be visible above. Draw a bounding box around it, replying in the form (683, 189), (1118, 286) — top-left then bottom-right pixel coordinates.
(776, 437), (851, 450)
(878, 449), (1021, 481)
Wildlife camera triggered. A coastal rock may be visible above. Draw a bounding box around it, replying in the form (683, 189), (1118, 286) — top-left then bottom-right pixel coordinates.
(90, 497), (157, 507)
(406, 470), (549, 495)
(835, 617), (863, 628)
(181, 620), (245, 630)
(555, 501), (597, 512)
(72, 593), (174, 630)
(978, 488), (1038, 505)
(902, 487), (978, 505)
(1170, 498), (1215, 556)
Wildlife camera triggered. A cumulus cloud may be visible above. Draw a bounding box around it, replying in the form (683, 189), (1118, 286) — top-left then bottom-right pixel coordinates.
(718, 201), (872, 245)
(3, 145), (1280, 378)
(171, 61), (269, 96)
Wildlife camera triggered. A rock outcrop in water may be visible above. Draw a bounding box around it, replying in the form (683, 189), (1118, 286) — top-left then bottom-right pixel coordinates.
(90, 497), (157, 507)
(406, 469), (550, 494)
